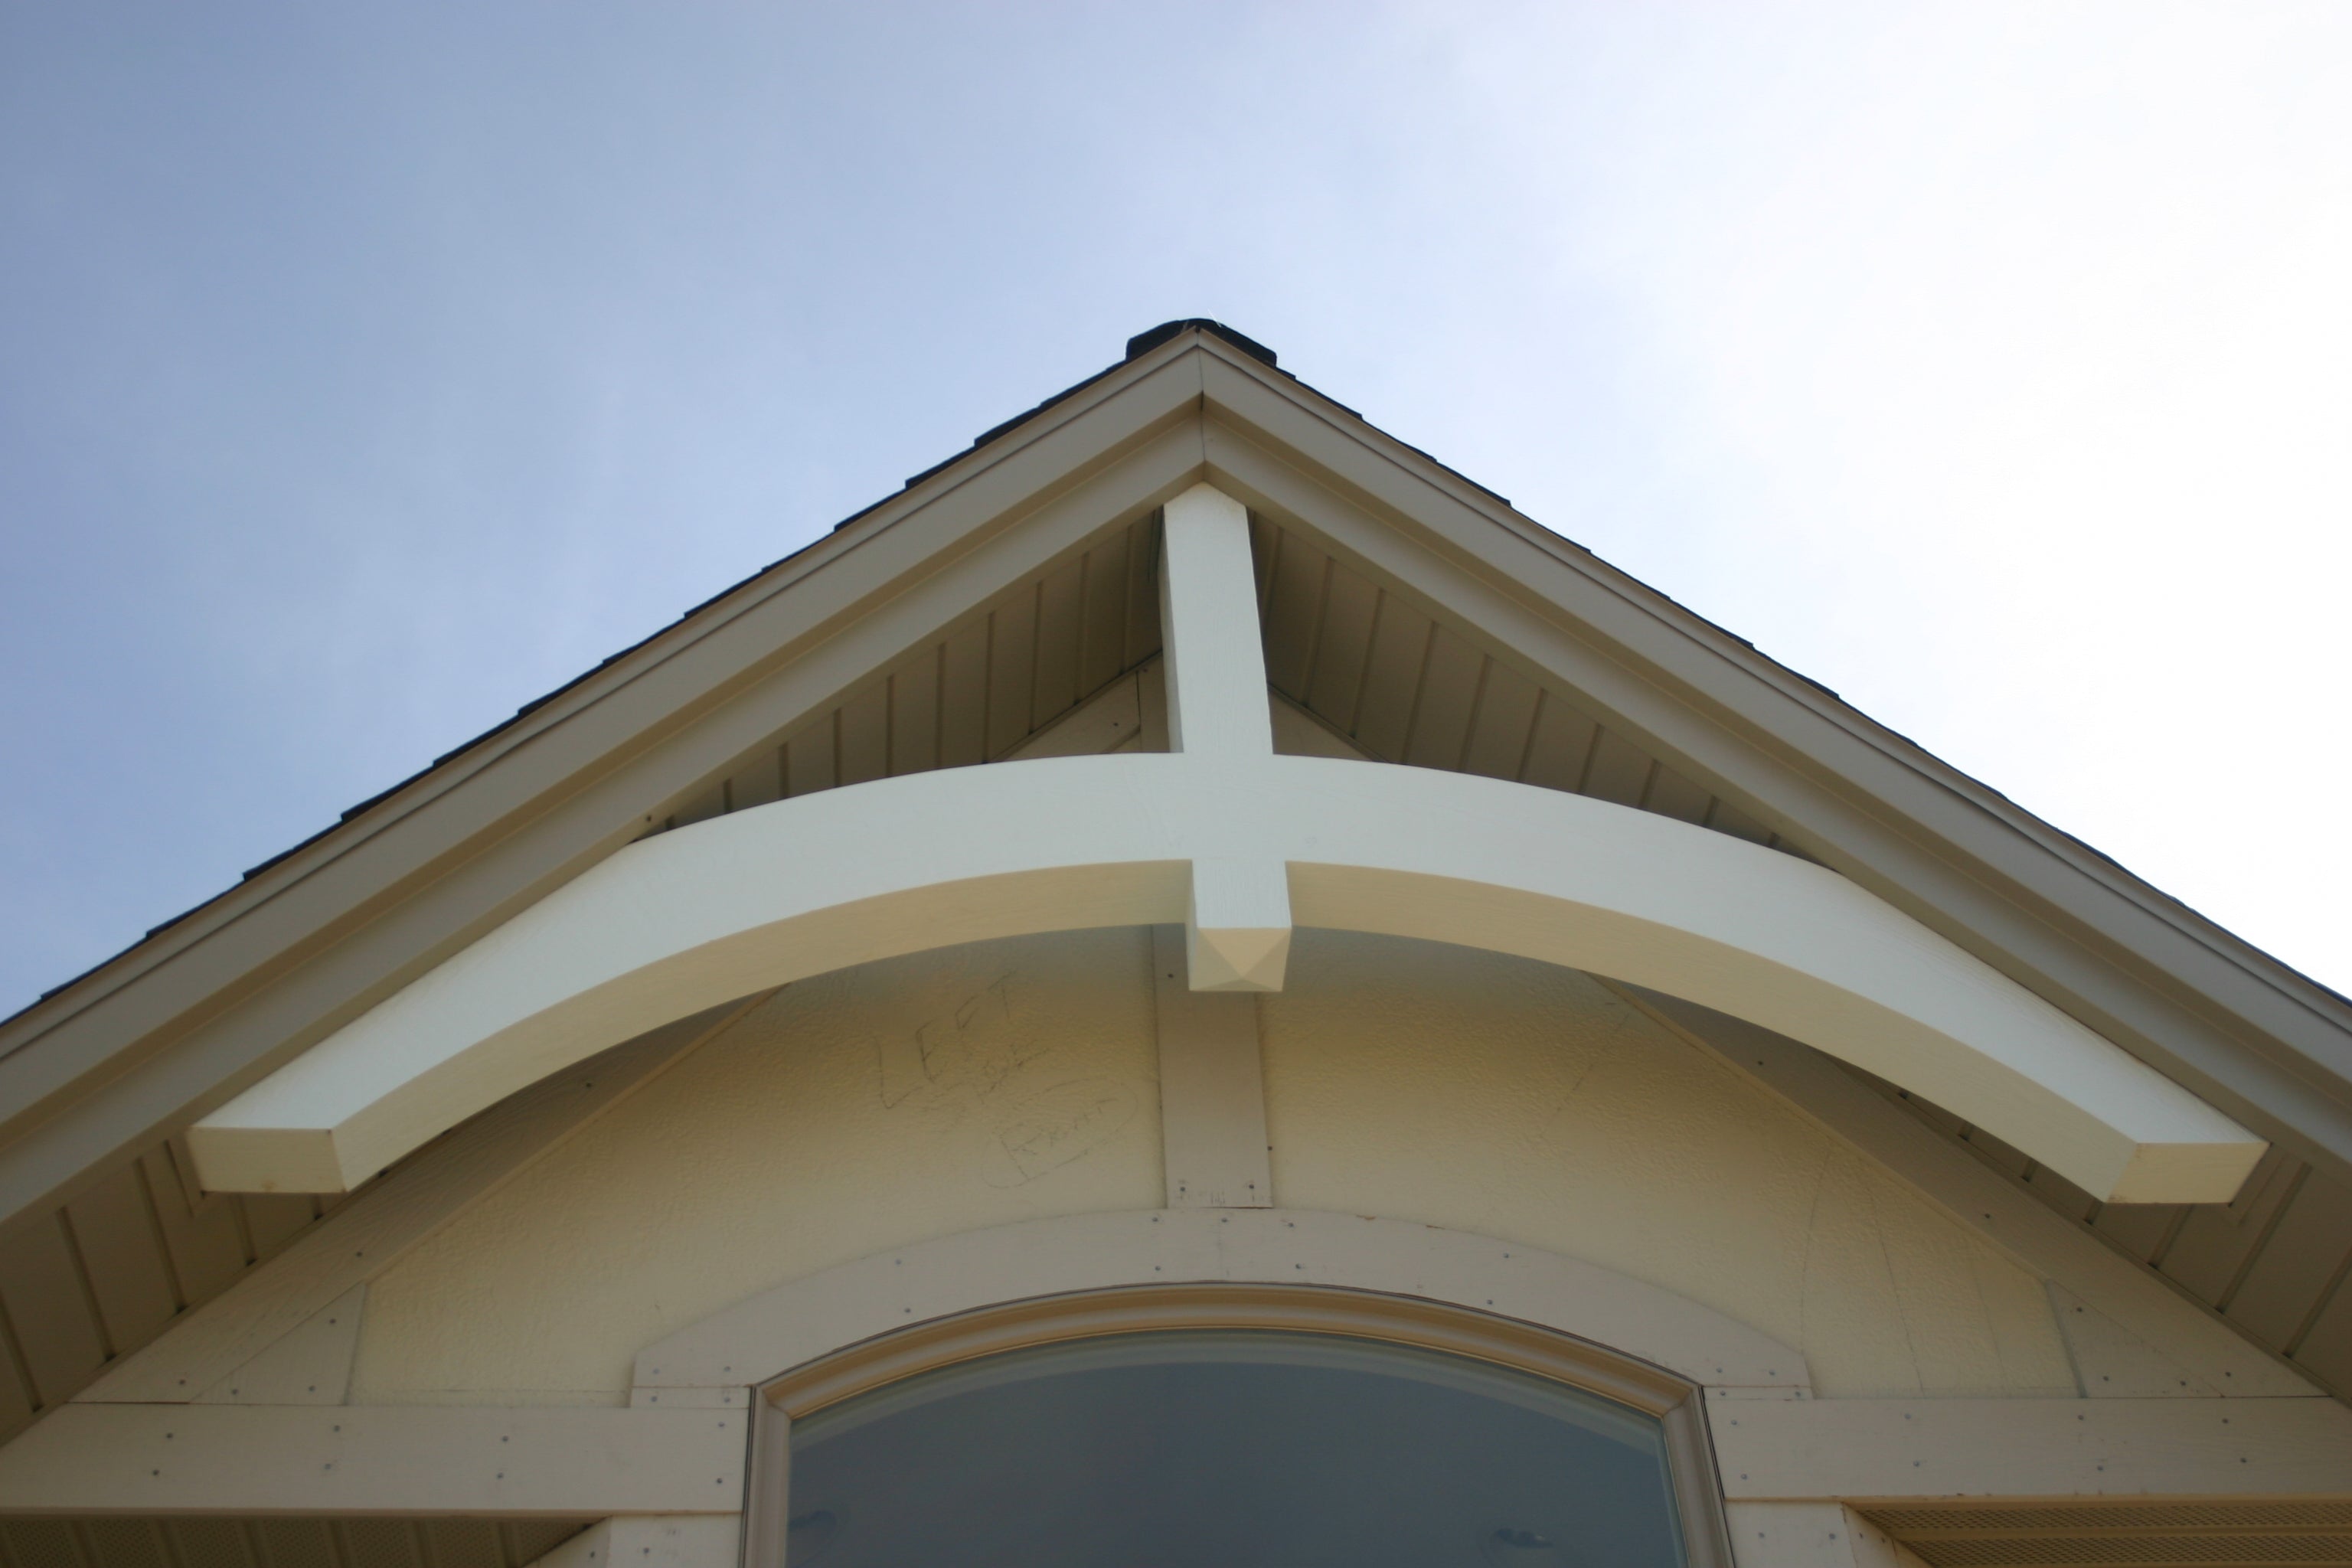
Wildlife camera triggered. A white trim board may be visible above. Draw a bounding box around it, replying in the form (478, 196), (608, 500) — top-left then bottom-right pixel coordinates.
(1714, 1395), (2352, 1501)
(190, 751), (2262, 1204)
(0, 1403), (746, 1516)
(632, 1208), (1809, 1396)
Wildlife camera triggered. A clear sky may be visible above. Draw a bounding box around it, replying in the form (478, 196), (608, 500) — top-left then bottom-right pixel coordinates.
(4, 3), (2347, 1012)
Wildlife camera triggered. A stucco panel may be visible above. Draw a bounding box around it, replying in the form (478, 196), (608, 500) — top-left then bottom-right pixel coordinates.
(1259, 933), (2077, 1400)
(351, 927), (1165, 1404)
(353, 929), (2074, 1405)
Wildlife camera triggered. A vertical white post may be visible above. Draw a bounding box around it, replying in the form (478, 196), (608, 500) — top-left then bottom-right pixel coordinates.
(1153, 925), (1274, 1207)
(1159, 483), (1276, 759)
(1159, 482), (1292, 991)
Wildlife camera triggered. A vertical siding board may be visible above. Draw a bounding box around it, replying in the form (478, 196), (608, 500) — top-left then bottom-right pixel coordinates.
(2289, 1270), (2352, 1387)
(834, 684), (890, 788)
(1582, 729), (1655, 807)
(1645, 767), (1715, 826)
(2087, 1198), (2185, 1264)
(1707, 799), (1775, 846)
(938, 622), (989, 769)
(985, 593), (1039, 759)
(237, 1194), (315, 1265)
(665, 782), (726, 830)
(1260, 533), (1328, 702)
(783, 713), (838, 798)
(729, 736), (784, 811)
(1248, 513), (1279, 614)
(1122, 513), (1163, 669)
(61, 1165), (176, 1355)
(1304, 564), (1380, 732)
(2017, 1164), (2100, 1225)
(0, 1214), (107, 1405)
(142, 1151), (245, 1307)
(1351, 596), (1430, 761)
(2223, 1168), (2352, 1348)
(0, 1312), (36, 1437)
(1031, 558), (1086, 728)
(1518, 694), (1600, 793)
(1401, 628), (1483, 771)
(888, 654), (942, 777)
(2161, 1148), (2303, 1302)
(1459, 661), (1541, 780)
(1078, 531), (1131, 694)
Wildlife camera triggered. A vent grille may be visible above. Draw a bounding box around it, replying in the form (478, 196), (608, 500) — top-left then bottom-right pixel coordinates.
(0, 1519), (594, 1568)
(1871, 1504), (2352, 1568)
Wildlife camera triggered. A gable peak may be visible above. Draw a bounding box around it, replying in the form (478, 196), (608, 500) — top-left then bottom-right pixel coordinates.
(1125, 318), (1278, 368)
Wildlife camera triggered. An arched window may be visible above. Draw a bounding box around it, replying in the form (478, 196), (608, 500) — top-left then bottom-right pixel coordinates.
(750, 1286), (1723, 1568)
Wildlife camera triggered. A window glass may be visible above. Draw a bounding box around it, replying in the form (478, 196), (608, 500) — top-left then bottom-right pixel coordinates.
(782, 1329), (1684, 1567)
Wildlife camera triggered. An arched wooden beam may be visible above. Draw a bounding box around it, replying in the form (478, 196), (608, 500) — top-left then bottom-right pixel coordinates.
(189, 749), (2262, 1203)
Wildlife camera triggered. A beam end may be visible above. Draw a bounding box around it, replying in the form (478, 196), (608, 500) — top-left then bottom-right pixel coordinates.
(2102, 1134), (2271, 1206)
(1187, 857), (1292, 991)
(185, 1122), (352, 1196)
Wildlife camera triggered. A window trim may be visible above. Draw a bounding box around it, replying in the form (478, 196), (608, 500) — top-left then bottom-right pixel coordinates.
(744, 1282), (1732, 1568)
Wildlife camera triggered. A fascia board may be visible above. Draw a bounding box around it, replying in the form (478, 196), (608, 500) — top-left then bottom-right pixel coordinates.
(1187, 345), (2352, 1172)
(0, 346), (1211, 1224)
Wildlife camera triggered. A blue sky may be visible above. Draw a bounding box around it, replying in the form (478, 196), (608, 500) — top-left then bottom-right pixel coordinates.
(5, 3), (2348, 1011)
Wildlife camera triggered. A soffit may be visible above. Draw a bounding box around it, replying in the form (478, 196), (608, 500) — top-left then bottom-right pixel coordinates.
(1867, 1501), (2352, 1568)
(0, 1516), (589, 1568)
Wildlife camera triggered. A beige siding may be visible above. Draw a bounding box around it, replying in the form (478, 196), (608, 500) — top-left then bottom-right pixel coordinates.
(1867, 1078), (2352, 1399)
(350, 929), (2080, 1406)
(1259, 933), (2076, 1401)
(350, 927), (1166, 1405)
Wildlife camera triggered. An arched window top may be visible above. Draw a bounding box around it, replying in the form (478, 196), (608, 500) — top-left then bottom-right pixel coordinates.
(744, 1282), (1733, 1568)
(783, 1328), (1684, 1568)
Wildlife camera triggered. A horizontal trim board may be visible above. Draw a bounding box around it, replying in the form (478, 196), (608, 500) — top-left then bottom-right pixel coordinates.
(0, 1404), (746, 1516)
(1715, 1396), (2352, 1501)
